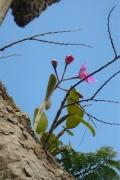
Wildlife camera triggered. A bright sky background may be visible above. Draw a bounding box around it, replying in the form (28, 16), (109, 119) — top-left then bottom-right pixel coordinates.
(0, 0), (120, 163)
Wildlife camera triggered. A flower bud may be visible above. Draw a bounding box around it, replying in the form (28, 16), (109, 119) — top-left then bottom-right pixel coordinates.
(51, 59), (58, 69)
(76, 91), (83, 98)
(65, 55), (74, 65)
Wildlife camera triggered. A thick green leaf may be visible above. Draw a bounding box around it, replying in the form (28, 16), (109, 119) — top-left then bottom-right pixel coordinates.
(41, 132), (55, 143)
(35, 112), (48, 134)
(66, 115), (81, 129)
(45, 99), (52, 110)
(67, 88), (79, 115)
(41, 132), (59, 151)
(67, 88), (84, 118)
(54, 114), (69, 129)
(49, 140), (60, 151)
(33, 108), (39, 125)
(66, 115), (95, 136)
(45, 74), (57, 100)
(66, 129), (74, 136)
(77, 107), (84, 119)
(75, 115), (95, 136)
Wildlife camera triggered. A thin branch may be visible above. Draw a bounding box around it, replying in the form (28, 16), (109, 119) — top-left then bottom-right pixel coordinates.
(92, 99), (120, 104)
(79, 103), (120, 125)
(83, 109), (120, 125)
(58, 86), (68, 92)
(0, 54), (22, 59)
(0, 28), (92, 51)
(107, 6), (117, 57)
(36, 28), (85, 36)
(80, 98), (120, 104)
(91, 70), (120, 99)
(78, 123), (88, 146)
(82, 104), (92, 108)
(79, 104), (97, 128)
(63, 98), (120, 109)
(32, 38), (93, 48)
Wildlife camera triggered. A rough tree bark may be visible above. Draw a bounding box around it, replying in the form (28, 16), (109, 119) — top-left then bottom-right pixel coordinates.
(0, 81), (74, 180)
(0, 0), (60, 26)
(0, 0), (13, 24)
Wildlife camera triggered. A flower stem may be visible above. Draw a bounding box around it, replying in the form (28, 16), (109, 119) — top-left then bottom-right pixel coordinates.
(61, 64), (67, 80)
(54, 68), (59, 82)
(63, 76), (78, 81)
(58, 86), (68, 92)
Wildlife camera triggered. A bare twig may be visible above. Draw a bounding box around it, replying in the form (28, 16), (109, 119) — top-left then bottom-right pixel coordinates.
(82, 104), (92, 108)
(78, 119), (89, 146)
(31, 28), (85, 37)
(79, 105), (97, 128)
(0, 54), (22, 59)
(80, 98), (120, 104)
(58, 86), (68, 92)
(92, 99), (120, 104)
(0, 28), (93, 51)
(91, 70), (120, 99)
(107, 6), (117, 57)
(30, 38), (93, 48)
(82, 108), (120, 125)
(63, 98), (120, 109)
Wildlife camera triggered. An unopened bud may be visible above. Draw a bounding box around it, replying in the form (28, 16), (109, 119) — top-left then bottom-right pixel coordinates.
(51, 59), (58, 69)
(76, 91), (83, 98)
(65, 55), (74, 65)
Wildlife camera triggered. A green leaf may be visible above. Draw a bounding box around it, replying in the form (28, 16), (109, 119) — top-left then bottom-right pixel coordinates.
(76, 107), (84, 119)
(41, 132), (59, 151)
(45, 99), (52, 110)
(67, 88), (84, 118)
(67, 88), (79, 115)
(45, 74), (57, 100)
(66, 129), (74, 136)
(66, 115), (81, 129)
(54, 114), (69, 129)
(75, 115), (95, 136)
(33, 108), (39, 125)
(35, 112), (48, 134)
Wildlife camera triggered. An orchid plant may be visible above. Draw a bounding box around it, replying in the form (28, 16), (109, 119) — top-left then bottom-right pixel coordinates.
(33, 55), (97, 154)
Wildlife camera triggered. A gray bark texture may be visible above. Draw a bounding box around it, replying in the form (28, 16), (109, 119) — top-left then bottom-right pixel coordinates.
(0, 81), (74, 180)
(0, 0), (13, 25)
(0, 0), (60, 27)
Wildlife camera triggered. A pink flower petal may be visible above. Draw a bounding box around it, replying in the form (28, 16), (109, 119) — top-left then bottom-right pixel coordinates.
(78, 60), (97, 84)
(87, 76), (97, 82)
(81, 61), (87, 68)
(79, 68), (86, 77)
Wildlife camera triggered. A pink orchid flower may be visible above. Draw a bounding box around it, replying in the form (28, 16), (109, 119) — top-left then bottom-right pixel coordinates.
(78, 61), (97, 84)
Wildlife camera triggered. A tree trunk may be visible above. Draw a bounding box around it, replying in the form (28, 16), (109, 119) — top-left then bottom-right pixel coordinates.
(0, 0), (60, 27)
(0, 0), (13, 25)
(0, 81), (74, 180)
